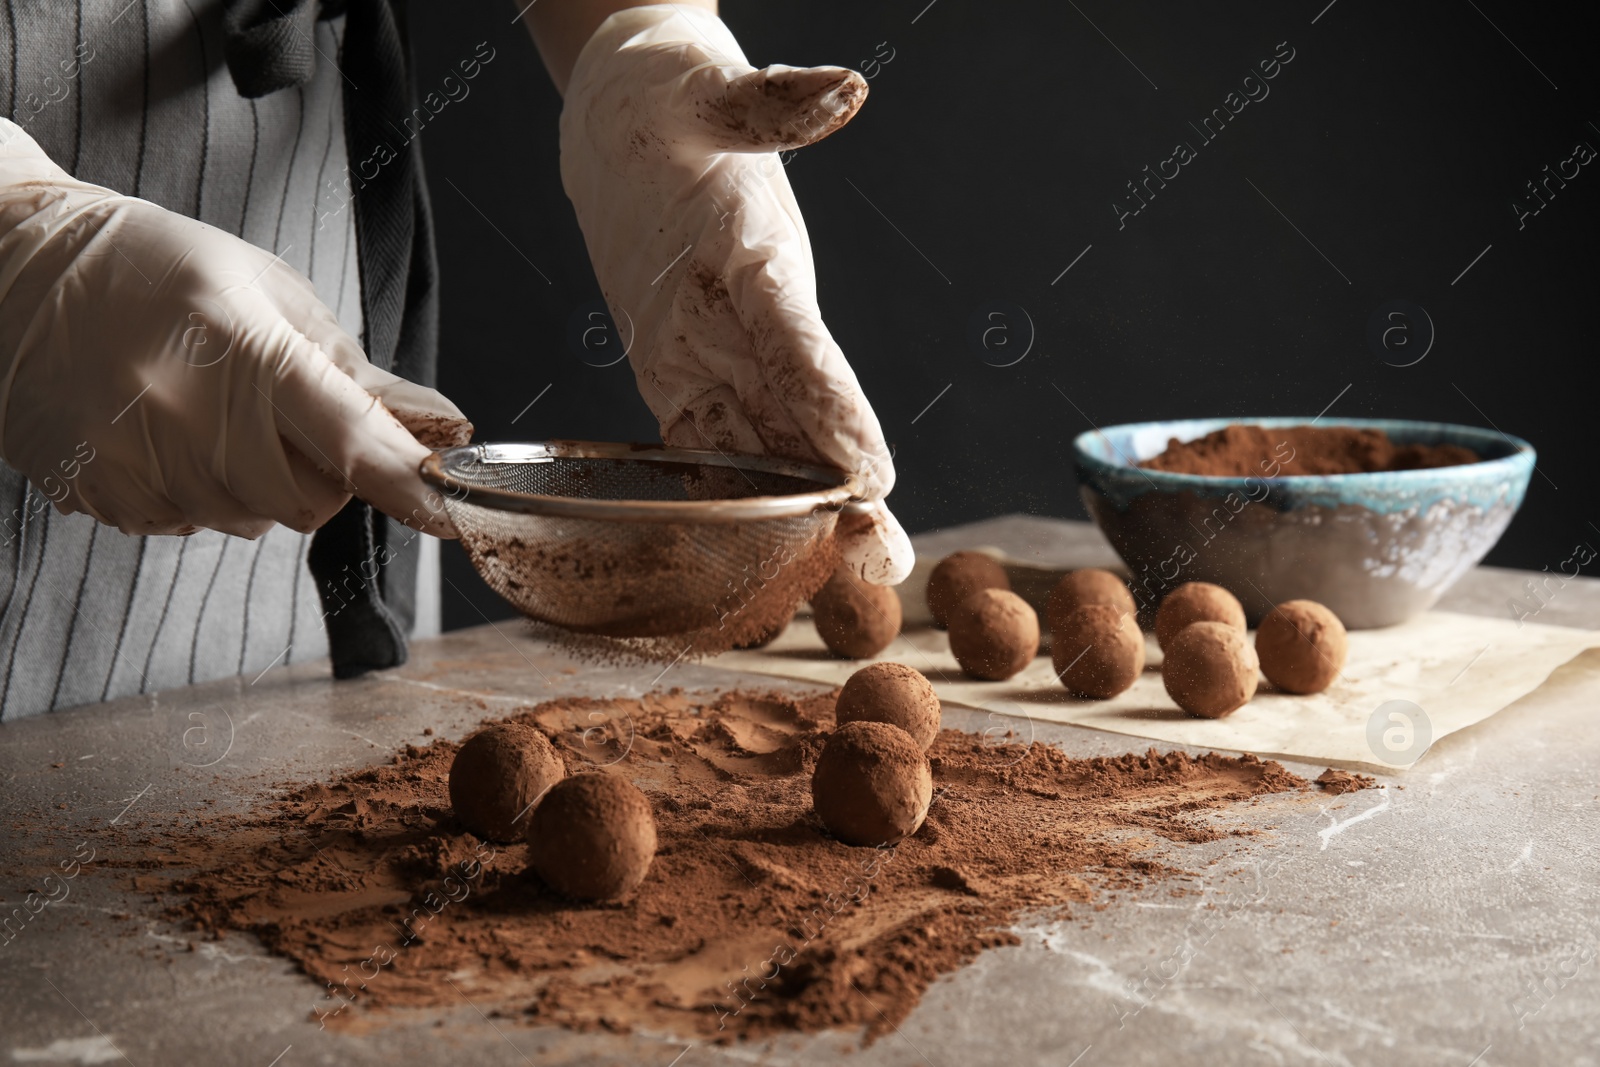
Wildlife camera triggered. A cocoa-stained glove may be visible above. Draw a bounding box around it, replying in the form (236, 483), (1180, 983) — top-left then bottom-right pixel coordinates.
(560, 5), (913, 585)
(0, 119), (470, 540)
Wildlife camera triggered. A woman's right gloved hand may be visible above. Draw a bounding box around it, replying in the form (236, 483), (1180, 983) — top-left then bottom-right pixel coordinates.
(558, 5), (913, 586)
(0, 119), (471, 540)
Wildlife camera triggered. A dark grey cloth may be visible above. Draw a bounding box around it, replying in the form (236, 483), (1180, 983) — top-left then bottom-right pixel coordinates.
(221, 0), (439, 680)
(0, 1), (370, 718)
(222, 0), (322, 97)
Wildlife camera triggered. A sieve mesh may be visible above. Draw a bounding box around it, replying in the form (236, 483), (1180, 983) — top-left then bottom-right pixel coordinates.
(421, 442), (860, 640)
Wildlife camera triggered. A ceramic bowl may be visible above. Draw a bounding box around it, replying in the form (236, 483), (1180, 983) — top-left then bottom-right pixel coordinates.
(1074, 417), (1535, 628)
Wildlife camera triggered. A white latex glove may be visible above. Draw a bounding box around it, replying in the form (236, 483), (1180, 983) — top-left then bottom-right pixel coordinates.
(560, 5), (913, 585)
(0, 120), (470, 540)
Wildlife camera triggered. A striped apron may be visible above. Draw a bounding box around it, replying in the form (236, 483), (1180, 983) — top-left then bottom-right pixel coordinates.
(0, 0), (437, 719)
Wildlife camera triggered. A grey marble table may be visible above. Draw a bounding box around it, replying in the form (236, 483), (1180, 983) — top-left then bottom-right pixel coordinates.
(2, 517), (1595, 1067)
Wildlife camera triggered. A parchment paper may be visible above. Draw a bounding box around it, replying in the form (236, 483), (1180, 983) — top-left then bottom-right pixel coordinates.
(718, 551), (1600, 772)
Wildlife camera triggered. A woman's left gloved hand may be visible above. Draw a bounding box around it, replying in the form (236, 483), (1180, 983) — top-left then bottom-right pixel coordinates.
(0, 120), (470, 541)
(559, 4), (912, 585)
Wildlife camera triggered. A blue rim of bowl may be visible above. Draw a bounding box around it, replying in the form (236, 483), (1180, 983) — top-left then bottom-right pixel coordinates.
(1073, 417), (1537, 514)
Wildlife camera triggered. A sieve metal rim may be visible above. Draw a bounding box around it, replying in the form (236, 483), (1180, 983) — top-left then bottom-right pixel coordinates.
(419, 440), (864, 523)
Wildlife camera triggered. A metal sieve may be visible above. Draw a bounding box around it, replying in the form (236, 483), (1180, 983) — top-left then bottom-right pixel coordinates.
(419, 441), (862, 638)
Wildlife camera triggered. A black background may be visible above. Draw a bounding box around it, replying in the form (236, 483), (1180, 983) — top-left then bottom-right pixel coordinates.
(409, 2), (1597, 631)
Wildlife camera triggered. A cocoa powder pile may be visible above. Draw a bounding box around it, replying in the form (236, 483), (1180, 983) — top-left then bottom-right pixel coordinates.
(1314, 768), (1376, 795)
(152, 688), (1339, 1042)
(1142, 423), (1481, 476)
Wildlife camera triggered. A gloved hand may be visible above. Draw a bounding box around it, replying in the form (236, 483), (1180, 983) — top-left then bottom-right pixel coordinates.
(0, 119), (470, 541)
(560, 5), (913, 585)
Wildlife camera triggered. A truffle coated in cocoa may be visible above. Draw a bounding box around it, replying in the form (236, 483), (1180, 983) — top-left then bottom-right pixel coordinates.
(1155, 582), (1246, 650)
(1163, 621), (1259, 718)
(835, 661), (941, 749)
(1256, 600), (1347, 694)
(947, 588), (1039, 681)
(926, 551), (1009, 628)
(1046, 569), (1136, 633)
(1052, 604), (1145, 699)
(811, 566), (902, 659)
(449, 723), (564, 843)
(811, 721), (933, 846)
(527, 772), (657, 901)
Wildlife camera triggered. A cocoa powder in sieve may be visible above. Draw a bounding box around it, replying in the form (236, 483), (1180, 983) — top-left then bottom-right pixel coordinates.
(513, 523), (840, 664)
(152, 688), (1345, 1043)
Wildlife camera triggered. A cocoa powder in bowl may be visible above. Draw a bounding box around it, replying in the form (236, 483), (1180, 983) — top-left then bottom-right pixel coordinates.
(811, 721), (933, 846)
(948, 588), (1040, 681)
(449, 723), (564, 843)
(926, 551), (1010, 628)
(811, 566), (902, 659)
(834, 661), (941, 749)
(527, 772), (657, 901)
(1140, 423), (1482, 476)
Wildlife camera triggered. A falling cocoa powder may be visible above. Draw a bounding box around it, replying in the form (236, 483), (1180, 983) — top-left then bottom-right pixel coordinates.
(1142, 424), (1481, 476)
(151, 688), (1316, 1043)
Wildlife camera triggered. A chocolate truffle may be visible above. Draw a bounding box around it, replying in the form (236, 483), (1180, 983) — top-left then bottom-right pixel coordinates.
(1046, 568), (1137, 633)
(449, 723), (564, 843)
(1163, 621), (1259, 718)
(1051, 604), (1146, 699)
(811, 567), (902, 659)
(926, 551), (1010, 628)
(811, 721), (933, 846)
(1256, 599), (1347, 694)
(835, 662), (941, 750)
(947, 588), (1039, 681)
(1155, 581), (1246, 650)
(527, 772), (657, 901)
(733, 601), (797, 649)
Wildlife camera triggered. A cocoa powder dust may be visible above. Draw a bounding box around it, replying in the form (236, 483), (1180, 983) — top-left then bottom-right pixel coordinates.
(153, 688), (1337, 1043)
